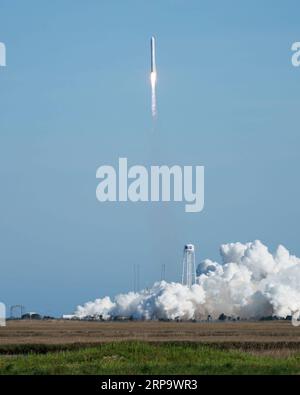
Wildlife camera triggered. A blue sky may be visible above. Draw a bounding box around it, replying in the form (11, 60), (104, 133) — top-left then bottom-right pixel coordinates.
(0, 0), (299, 316)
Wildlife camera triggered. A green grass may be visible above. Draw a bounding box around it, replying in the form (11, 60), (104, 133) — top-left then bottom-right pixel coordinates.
(0, 342), (300, 375)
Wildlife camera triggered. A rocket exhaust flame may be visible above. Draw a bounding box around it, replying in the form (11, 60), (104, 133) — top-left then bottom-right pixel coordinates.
(150, 71), (157, 118)
(150, 37), (157, 118)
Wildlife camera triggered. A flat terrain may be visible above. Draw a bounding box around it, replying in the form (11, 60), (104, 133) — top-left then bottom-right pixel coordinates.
(1, 321), (300, 374)
(0, 320), (300, 349)
(1, 342), (300, 375)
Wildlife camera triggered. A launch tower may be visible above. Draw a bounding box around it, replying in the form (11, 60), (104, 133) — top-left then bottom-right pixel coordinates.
(182, 244), (196, 288)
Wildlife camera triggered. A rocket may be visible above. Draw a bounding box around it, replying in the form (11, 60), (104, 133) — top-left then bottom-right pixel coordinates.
(150, 36), (156, 73)
(150, 36), (157, 118)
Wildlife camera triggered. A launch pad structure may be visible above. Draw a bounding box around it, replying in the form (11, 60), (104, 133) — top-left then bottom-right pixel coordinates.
(182, 244), (196, 288)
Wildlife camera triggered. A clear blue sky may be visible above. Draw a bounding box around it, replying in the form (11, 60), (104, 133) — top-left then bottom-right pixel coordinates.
(0, 0), (299, 316)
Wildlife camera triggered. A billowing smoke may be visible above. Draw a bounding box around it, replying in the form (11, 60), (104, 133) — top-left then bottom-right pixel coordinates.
(74, 240), (300, 321)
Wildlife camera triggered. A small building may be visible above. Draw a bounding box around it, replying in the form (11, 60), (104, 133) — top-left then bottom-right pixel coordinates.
(21, 312), (41, 320)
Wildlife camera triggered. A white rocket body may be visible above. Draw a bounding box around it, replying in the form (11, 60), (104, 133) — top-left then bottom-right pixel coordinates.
(150, 36), (157, 118)
(151, 36), (156, 73)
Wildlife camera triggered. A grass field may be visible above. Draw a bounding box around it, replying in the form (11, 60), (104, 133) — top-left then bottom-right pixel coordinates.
(0, 320), (300, 374)
(1, 319), (300, 345)
(1, 341), (300, 375)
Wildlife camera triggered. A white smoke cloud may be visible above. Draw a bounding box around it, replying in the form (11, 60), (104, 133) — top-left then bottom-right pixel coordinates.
(74, 240), (300, 321)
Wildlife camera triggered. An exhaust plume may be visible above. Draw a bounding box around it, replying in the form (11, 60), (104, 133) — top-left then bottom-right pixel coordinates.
(150, 71), (157, 118)
(74, 240), (300, 321)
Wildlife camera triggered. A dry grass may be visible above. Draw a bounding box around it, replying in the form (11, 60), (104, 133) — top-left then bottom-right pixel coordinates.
(0, 320), (299, 353)
(1, 321), (300, 374)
